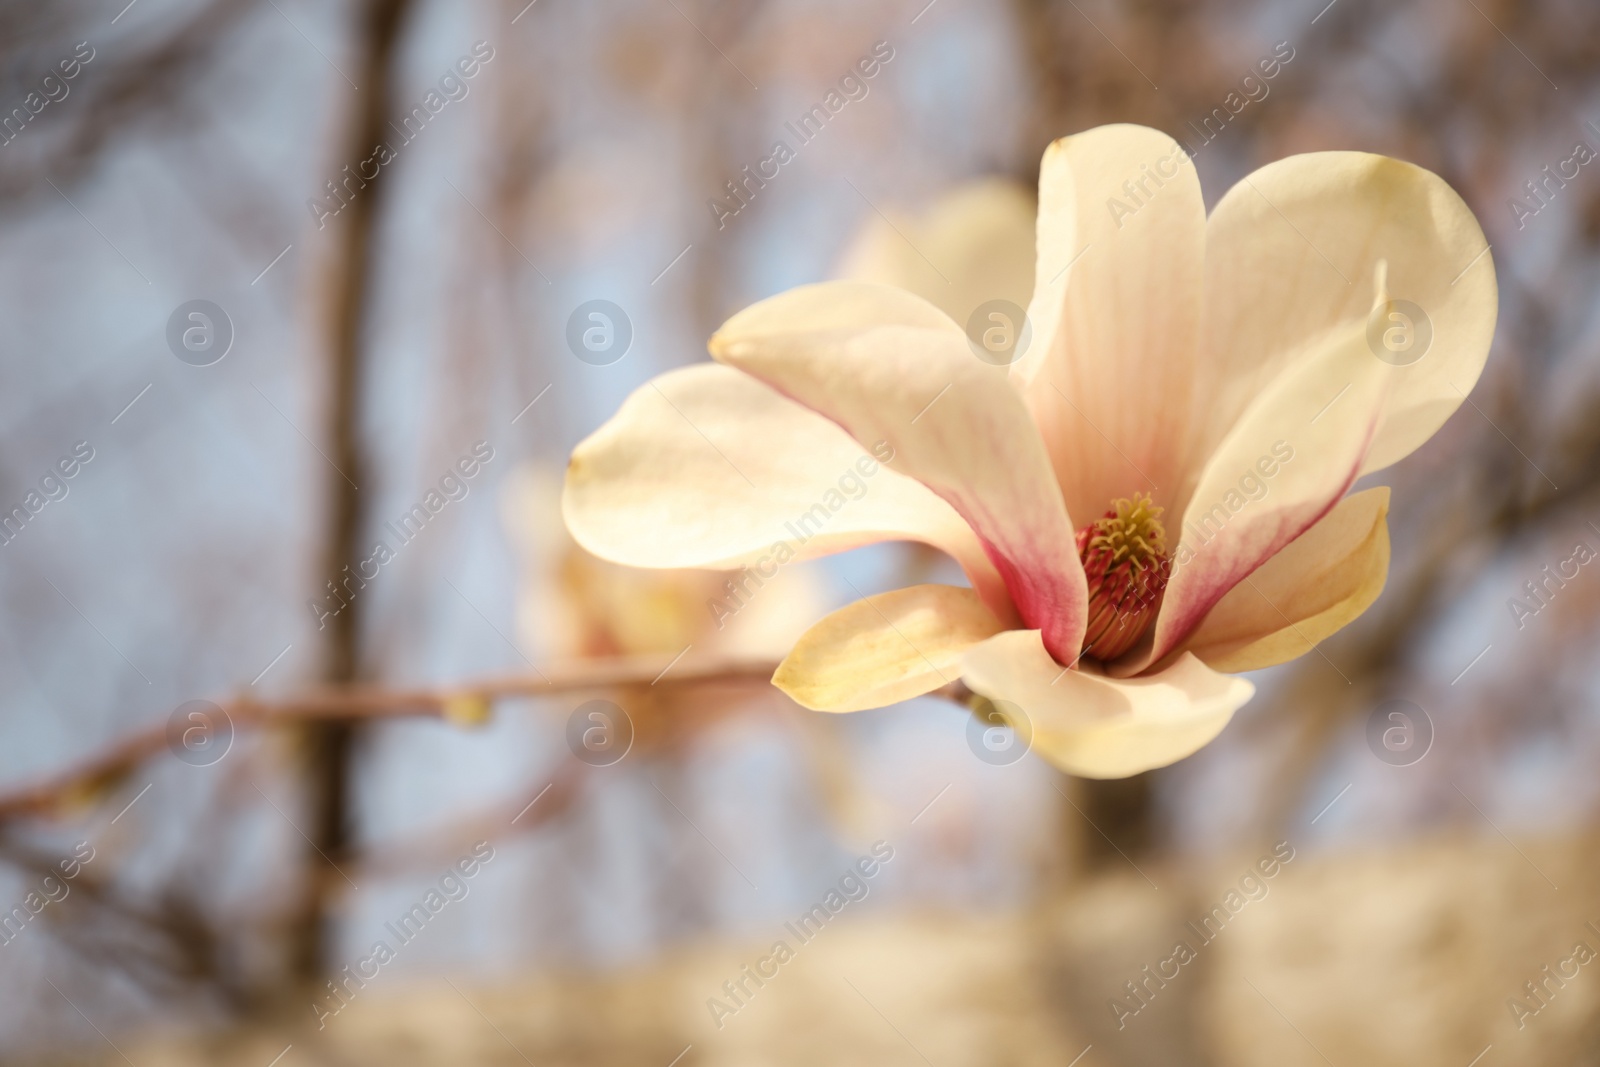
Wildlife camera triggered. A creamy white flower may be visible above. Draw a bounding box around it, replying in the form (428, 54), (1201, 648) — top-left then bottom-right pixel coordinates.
(564, 124), (1497, 777)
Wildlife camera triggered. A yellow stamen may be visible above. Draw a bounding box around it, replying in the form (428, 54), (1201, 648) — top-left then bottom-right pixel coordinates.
(1074, 493), (1172, 662)
(1086, 492), (1167, 571)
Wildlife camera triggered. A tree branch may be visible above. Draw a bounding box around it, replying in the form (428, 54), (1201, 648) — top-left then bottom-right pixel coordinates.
(0, 653), (785, 823)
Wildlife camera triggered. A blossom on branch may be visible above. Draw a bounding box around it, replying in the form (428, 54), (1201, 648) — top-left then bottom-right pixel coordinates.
(563, 124), (1497, 778)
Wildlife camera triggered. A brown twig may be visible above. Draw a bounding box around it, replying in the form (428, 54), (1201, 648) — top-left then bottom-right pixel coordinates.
(0, 653), (785, 823)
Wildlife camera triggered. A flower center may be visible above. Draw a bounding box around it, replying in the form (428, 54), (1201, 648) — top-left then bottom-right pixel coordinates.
(1075, 492), (1171, 662)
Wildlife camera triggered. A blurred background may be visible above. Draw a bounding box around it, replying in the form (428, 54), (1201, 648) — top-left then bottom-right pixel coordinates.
(1, 0), (1598, 1063)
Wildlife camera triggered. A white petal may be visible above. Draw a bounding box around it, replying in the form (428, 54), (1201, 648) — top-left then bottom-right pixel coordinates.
(1016, 124), (1208, 519)
(1181, 487), (1390, 672)
(774, 585), (1004, 712)
(836, 177), (1036, 330)
(1200, 151), (1497, 478)
(711, 281), (1087, 662)
(963, 631), (1253, 779)
(563, 363), (1005, 610)
(1125, 318), (1393, 673)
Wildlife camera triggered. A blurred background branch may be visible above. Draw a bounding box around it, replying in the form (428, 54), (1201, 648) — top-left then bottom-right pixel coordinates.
(0, 653), (784, 821)
(291, 0), (412, 994)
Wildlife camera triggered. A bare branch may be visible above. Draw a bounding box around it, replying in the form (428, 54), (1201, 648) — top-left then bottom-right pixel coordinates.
(0, 653), (785, 822)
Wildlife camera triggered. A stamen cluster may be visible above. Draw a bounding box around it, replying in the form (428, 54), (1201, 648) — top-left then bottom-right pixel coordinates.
(1075, 493), (1171, 661)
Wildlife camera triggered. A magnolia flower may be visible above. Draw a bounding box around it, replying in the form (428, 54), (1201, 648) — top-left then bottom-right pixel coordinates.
(563, 124), (1496, 778)
(835, 176), (1037, 332)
